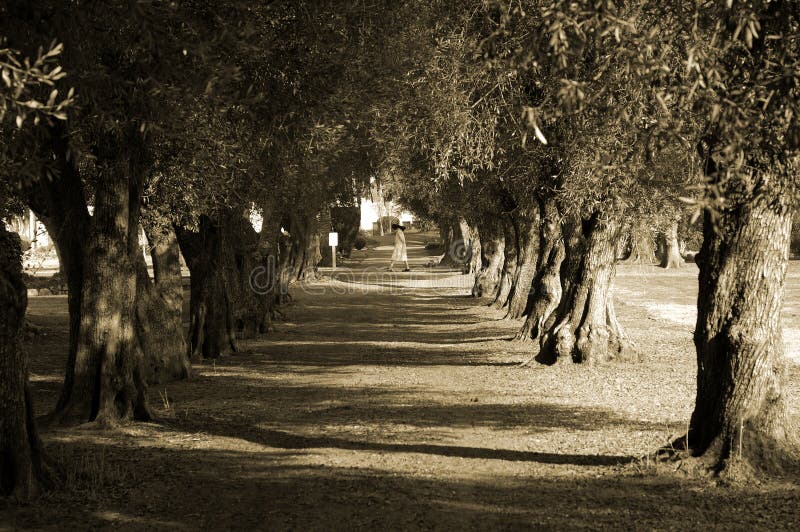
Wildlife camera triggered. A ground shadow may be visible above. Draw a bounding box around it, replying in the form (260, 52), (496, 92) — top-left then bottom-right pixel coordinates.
(3, 434), (799, 530)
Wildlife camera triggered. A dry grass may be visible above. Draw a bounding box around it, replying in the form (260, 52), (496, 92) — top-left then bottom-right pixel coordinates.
(3, 235), (799, 530)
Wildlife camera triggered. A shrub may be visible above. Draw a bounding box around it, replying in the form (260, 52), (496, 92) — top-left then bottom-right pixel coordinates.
(354, 234), (367, 250)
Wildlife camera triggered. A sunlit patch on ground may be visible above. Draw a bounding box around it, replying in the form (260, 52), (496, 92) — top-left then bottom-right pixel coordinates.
(641, 299), (800, 364)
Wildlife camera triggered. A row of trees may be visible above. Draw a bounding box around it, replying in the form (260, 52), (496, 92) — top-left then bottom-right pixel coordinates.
(372, 0), (799, 477)
(1, 0), (798, 496)
(0, 0), (390, 497)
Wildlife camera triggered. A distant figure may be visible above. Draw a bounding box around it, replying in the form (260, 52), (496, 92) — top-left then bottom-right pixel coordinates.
(388, 223), (410, 272)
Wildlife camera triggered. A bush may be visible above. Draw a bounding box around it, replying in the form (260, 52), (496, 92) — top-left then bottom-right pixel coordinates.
(23, 271), (67, 293)
(354, 234), (366, 250)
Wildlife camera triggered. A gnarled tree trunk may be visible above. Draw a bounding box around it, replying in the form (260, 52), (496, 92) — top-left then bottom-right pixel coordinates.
(538, 214), (633, 365)
(0, 227), (52, 498)
(439, 218), (466, 269)
(56, 168), (151, 426)
(658, 220), (685, 269)
(177, 210), (270, 360)
(276, 228), (293, 305)
(178, 216), (237, 360)
(139, 221), (191, 382)
(491, 216), (517, 309)
(472, 233), (504, 298)
(25, 128), (90, 412)
(516, 199), (564, 343)
(256, 202), (283, 320)
(504, 208), (540, 320)
(672, 199), (796, 475)
(30, 128), (188, 423)
(460, 219), (481, 275)
(621, 224), (656, 265)
(289, 212), (322, 282)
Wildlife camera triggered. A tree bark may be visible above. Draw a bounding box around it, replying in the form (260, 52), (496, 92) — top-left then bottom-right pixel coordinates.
(472, 234), (504, 298)
(276, 228), (293, 305)
(289, 212), (322, 282)
(178, 216), (237, 360)
(177, 210), (272, 360)
(261, 204), (292, 305)
(491, 216), (517, 309)
(439, 218), (466, 269)
(504, 208), (540, 320)
(56, 167), (151, 426)
(28, 127), (187, 422)
(621, 224), (656, 264)
(516, 200), (564, 343)
(538, 214), (633, 365)
(24, 127), (91, 413)
(0, 226), (53, 498)
(459, 219), (481, 275)
(256, 202), (283, 318)
(659, 220), (685, 269)
(673, 199), (796, 475)
(139, 221), (191, 382)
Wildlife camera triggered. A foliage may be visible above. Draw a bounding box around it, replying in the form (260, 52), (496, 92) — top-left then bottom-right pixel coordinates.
(481, 1), (800, 216)
(0, 37), (72, 217)
(0, 42), (72, 126)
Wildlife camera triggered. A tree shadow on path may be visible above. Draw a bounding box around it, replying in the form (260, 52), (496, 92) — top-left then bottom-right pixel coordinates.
(162, 416), (634, 467)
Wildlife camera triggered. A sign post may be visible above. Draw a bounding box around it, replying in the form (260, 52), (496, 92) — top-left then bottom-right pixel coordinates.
(328, 232), (338, 270)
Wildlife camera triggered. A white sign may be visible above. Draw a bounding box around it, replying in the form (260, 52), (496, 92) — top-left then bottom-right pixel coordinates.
(328, 232), (339, 247)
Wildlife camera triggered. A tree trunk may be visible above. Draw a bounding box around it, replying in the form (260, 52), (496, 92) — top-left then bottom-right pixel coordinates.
(302, 233), (322, 280)
(317, 206), (334, 267)
(622, 224), (656, 264)
(659, 221), (685, 269)
(459, 219), (481, 275)
(233, 216), (274, 338)
(438, 222), (451, 259)
(177, 216), (237, 360)
(262, 206), (292, 305)
(28, 127), (185, 420)
(472, 234), (504, 298)
(491, 216), (517, 309)
(289, 212), (322, 282)
(276, 228), (293, 305)
(177, 210), (272, 360)
(139, 221), (191, 382)
(538, 219), (587, 361)
(504, 208), (540, 320)
(538, 214), (633, 365)
(24, 127), (91, 413)
(257, 202), (283, 318)
(516, 200), (564, 342)
(0, 226), (52, 498)
(674, 200), (796, 475)
(56, 169), (151, 426)
(439, 218), (466, 269)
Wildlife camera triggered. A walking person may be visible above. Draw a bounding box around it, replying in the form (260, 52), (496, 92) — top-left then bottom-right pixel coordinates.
(388, 223), (410, 272)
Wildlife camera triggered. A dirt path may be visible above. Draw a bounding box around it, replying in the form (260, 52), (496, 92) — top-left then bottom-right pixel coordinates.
(3, 232), (800, 530)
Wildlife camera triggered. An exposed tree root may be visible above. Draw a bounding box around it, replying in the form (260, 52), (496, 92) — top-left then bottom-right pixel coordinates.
(655, 427), (800, 483)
